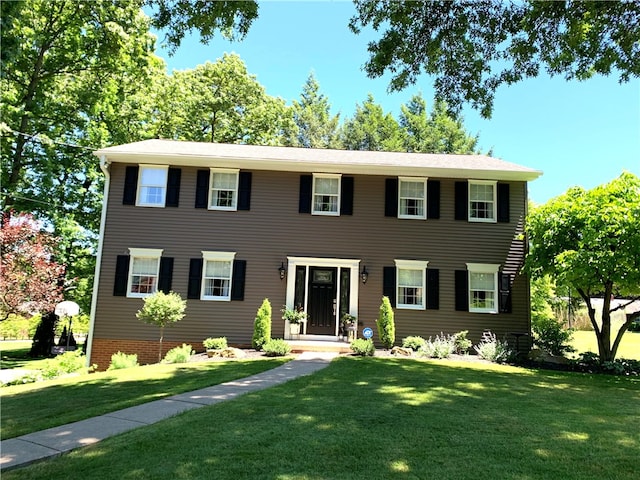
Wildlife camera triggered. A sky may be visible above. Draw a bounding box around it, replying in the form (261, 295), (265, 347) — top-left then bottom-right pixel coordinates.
(151, 1), (640, 205)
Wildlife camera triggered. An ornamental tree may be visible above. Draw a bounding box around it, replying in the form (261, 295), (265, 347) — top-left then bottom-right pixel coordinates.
(525, 172), (640, 362)
(136, 291), (187, 363)
(376, 296), (395, 349)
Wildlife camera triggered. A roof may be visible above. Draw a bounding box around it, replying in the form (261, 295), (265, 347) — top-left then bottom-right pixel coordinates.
(94, 139), (542, 181)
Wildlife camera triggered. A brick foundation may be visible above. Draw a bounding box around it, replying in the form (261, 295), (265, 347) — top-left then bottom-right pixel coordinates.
(90, 338), (202, 371)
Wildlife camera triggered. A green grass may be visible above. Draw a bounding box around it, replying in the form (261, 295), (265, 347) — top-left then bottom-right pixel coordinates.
(0, 341), (50, 370)
(5, 357), (639, 480)
(571, 330), (640, 360)
(0, 357), (289, 439)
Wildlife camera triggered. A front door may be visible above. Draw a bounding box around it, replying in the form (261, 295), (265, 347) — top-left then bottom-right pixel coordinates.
(306, 267), (337, 335)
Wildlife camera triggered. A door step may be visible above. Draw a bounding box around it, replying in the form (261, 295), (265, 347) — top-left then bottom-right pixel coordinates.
(287, 340), (352, 354)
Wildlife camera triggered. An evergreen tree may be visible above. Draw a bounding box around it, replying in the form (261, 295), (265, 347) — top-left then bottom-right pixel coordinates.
(338, 94), (403, 151)
(252, 298), (272, 350)
(376, 296), (395, 349)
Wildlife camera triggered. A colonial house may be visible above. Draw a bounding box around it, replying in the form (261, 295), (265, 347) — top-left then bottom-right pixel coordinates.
(87, 140), (541, 368)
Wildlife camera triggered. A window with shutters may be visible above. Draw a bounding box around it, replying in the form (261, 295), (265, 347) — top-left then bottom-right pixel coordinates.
(127, 248), (162, 297)
(201, 251), (236, 301)
(466, 263), (499, 313)
(137, 166), (168, 207)
(395, 260), (429, 310)
(398, 177), (427, 219)
(469, 180), (496, 222)
(312, 174), (341, 215)
(209, 169), (239, 210)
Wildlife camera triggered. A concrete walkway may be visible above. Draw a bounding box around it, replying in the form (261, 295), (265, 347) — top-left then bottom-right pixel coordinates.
(0, 351), (338, 472)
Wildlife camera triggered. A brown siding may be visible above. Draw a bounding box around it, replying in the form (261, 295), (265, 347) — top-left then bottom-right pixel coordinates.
(92, 164), (531, 363)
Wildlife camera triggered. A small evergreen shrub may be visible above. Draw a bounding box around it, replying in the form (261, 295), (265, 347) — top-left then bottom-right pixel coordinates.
(252, 298), (272, 350)
(532, 317), (575, 356)
(452, 330), (473, 354)
(262, 338), (291, 357)
(419, 333), (455, 359)
(162, 344), (194, 364)
(108, 352), (139, 370)
(350, 338), (375, 356)
(474, 331), (513, 363)
(203, 337), (227, 350)
(402, 336), (426, 351)
(376, 296), (395, 349)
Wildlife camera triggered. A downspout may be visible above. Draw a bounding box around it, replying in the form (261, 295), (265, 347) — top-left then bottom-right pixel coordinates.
(85, 154), (110, 368)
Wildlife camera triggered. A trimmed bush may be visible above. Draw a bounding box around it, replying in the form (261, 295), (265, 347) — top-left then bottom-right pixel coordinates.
(402, 336), (426, 351)
(136, 291), (187, 363)
(108, 352), (139, 370)
(350, 338), (375, 356)
(262, 338), (291, 357)
(376, 296), (395, 349)
(162, 344), (194, 364)
(474, 331), (513, 363)
(203, 337), (227, 350)
(252, 298), (272, 350)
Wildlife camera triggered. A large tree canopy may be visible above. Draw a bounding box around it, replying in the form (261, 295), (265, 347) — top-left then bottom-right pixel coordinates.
(526, 172), (640, 362)
(349, 1), (640, 118)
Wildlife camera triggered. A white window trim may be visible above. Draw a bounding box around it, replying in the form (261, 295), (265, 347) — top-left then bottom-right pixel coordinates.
(468, 180), (497, 223)
(466, 263), (500, 313)
(208, 168), (239, 211)
(126, 248), (163, 298)
(136, 165), (168, 208)
(398, 177), (427, 220)
(312, 173), (341, 216)
(201, 251), (236, 301)
(395, 259), (429, 310)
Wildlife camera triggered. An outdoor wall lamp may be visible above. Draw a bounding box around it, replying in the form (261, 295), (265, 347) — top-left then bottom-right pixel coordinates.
(360, 265), (369, 284)
(278, 262), (287, 280)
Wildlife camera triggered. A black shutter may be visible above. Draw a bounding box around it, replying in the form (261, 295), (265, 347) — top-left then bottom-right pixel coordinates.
(123, 166), (139, 205)
(113, 255), (130, 296)
(195, 170), (209, 208)
(427, 180), (440, 219)
(455, 270), (469, 311)
(426, 269), (439, 310)
(158, 257), (174, 293)
(455, 181), (468, 220)
(237, 171), (252, 211)
(165, 168), (181, 207)
(497, 183), (510, 223)
(299, 175), (312, 214)
(187, 258), (203, 299)
(231, 260), (246, 301)
(383, 266), (396, 307)
(385, 178), (398, 217)
(498, 272), (512, 313)
(340, 177), (354, 215)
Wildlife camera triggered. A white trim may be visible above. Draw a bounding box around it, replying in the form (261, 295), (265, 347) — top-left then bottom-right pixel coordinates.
(126, 248), (163, 298)
(466, 263), (500, 313)
(465, 263), (500, 273)
(397, 177), (427, 220)
(128, 247), (163, 258)
(200, 251), (236, 301)
(136, 165), (168, 208)
(394, 259), (429, 310)
(208, 168), (239, 211)
(468, 180), (497, 223)
(312, 173), (341, 216)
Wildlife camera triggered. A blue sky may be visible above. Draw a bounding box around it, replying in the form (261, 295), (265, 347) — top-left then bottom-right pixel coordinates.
(152, 1), (639, 205)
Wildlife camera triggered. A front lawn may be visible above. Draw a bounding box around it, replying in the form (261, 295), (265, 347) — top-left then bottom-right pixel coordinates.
(6, 357), (639, 480)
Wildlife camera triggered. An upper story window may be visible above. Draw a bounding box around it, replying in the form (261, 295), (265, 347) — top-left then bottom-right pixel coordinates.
(395, 259), (429, 310)
(127, 248), (162, 298)
(312, 174), (341, 215)
(467, 263), (499, 313)
(209, 169), (239, 211)
(469, 180), (496, 222)
(137, 166), (168, 207)
(398, 177), (427, 219)
(201, 251), (236, 301)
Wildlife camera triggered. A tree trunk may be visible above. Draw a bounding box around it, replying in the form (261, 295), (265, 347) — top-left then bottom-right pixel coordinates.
(158, 325), (164, 363)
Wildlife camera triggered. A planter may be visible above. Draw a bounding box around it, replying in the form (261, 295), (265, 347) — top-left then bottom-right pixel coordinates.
(289, 323), (301, 336)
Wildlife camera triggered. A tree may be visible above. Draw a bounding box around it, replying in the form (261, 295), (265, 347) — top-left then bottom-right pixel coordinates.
(287, 73), (340, 149)
(252, 298), (272, 350)
(338, 94), (403, 151)
(349, 1), (640, 118)
(526, 172), (640, 362)
(0, 212), (65, 320)
(376, 296), (395, 349)
(136, 291), (187, 363)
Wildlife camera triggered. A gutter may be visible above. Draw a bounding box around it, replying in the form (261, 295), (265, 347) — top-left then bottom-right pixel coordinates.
(85, 155), (110, 368)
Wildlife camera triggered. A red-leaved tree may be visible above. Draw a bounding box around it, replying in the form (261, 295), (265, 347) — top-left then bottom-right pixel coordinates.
(0, 212), (65, 320)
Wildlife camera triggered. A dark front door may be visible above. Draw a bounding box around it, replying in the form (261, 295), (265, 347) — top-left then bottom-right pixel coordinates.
(307, 267), (337, 335)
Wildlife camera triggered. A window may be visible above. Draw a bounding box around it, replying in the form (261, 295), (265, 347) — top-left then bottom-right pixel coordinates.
(209, 169), (239, 210)
(201, 251), (236, 301)
(398, 177), (427, 219)
(137, 166), (168, 207)
(312, 174), (341, 215)
(469, 181), (496, 222)
(127, 248), (162, 297)
(467, 263), (499, 313)
(395, 260), (428, 309)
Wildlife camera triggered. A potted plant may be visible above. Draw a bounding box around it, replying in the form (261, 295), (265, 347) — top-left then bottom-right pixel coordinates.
(341, 313), (358, 341)
(282, 307), (307, 336)
(203, 337), (227, 357)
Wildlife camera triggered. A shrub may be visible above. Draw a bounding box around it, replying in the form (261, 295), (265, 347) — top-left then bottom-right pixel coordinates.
(262, 338), (291, 357)
(350, 338), (375, 356)
(419, 333), (455, 359)
(136, 291), (187, 363)
(108, 352), (139, 370)
(252, 298), (272, 350)
(453, 330), (472, 354)
(572, 352), (640, 376)
(402, 336), (426, 351)
(40, 350), (88, 379)
(203, 337), (228, 350)
(628, 319), (640, 332)
(162, 344), (194, 364)
(532, 317), (575, 356)
(376, 296), (395, 349)
(474, 331), (513, 363)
